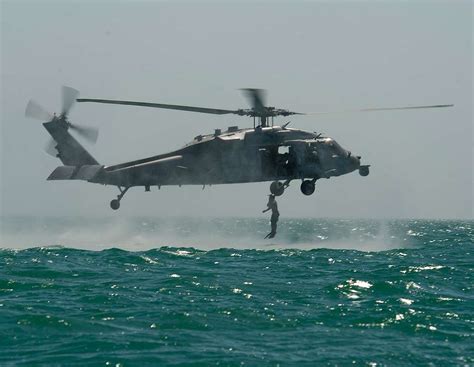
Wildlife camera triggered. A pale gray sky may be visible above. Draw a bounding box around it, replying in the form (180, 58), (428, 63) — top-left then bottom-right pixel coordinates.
(1, 1), (472, 219)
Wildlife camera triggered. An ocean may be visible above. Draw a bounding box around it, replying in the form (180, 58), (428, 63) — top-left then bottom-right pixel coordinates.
(0, 217), (472, 366)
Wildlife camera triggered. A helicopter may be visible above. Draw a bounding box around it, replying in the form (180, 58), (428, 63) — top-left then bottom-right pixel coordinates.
(25, 87), (453, 210)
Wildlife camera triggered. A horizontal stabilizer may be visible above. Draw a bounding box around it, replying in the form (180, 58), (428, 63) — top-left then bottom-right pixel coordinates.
(75, 165), (103, 180)
(47, 165), (103, 181)
(47, 166), (76, 180)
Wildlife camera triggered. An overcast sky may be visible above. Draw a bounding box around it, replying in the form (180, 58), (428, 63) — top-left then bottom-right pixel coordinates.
(1, 1), (472, 219)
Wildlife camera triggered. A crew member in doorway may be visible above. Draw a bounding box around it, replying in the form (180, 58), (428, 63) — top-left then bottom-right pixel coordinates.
(263, 194), (279, 239)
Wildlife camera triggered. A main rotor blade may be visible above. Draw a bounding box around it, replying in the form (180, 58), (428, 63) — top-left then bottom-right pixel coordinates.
(25, 100), (53, 121)
(305, 104), (454, 115)
(77, 98), (239, 115)
(241, 88), (267, 115)
(62, 86), (79, 116)
(69, 124), (99, 144)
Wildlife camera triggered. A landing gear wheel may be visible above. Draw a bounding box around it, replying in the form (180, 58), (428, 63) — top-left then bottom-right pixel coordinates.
(270, 181), (285, 196)
(300, 180), (315, 196)
(110, 199), (120, 210)
(109, 186), (130, 210)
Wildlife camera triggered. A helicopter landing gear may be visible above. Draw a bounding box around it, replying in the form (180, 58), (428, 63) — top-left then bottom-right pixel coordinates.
(110, 199), (120, 210)
(270, 181), (284, 196)
(269, 180), (291, 196)
(270, 181), (285, 196)
(300, 179), (316, 196)
(110, 186), (130, 210)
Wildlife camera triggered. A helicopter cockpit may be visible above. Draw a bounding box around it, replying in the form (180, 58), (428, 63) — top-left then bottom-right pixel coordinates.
(316, 137), (362, 175)
(319, 138), (347, 157)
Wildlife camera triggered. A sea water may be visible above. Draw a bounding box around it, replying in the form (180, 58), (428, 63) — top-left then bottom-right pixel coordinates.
(0, 217), (472, 365)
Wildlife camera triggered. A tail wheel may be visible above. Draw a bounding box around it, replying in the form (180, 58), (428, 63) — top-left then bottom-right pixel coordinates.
(300, 180), (315, 196)
(270, 181), (285, 196)
(110, 199), (120, 210)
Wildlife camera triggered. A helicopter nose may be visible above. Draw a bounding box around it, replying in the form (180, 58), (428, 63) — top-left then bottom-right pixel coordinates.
(350, 155), (361, 169)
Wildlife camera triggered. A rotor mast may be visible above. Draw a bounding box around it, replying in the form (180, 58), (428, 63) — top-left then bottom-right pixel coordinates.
(240, 89), (298, 128)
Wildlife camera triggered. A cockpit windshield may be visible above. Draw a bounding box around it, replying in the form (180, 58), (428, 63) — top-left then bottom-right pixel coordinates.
(323, 138), (344, 153)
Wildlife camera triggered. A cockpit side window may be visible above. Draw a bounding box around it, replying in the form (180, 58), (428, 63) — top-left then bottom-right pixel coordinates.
(305, 144), (319, 163)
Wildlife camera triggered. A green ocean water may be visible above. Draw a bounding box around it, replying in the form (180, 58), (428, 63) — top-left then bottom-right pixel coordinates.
(0, 217), (473, 366)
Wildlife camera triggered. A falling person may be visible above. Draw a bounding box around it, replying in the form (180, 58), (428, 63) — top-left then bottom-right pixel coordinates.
(262, 194), (279, 239)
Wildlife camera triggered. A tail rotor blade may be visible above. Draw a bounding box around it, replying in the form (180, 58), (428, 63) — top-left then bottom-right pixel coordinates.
(61, 86), (79, 116)
(69, 124), (99, 144)
(25, 100), (53, 121)
(44, 138), (58, 156)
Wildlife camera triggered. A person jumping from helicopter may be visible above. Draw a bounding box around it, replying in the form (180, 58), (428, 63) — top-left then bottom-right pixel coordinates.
(263, 194), (279, 239)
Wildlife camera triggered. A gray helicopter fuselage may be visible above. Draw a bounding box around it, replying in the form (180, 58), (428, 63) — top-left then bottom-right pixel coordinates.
(92, 125), (362, 188)
(31, 86), (451, 210)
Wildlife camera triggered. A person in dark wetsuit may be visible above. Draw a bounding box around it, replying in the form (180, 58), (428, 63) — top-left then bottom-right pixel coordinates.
(262, 194), (279, 239)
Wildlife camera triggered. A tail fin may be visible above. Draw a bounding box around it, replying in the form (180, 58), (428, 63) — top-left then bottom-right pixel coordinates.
(26, 86), (99, 166)
(43, 118), (98, 166)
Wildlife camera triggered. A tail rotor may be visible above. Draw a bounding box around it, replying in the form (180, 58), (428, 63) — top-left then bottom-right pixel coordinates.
(61, 86), (79, 117)
(25, 86), (99, 156)
(69, 123), (98, 144)
(25, 100), (53, 121)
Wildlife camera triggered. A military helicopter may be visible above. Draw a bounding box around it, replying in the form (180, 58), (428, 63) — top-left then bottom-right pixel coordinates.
(25, 87), (453, 210)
